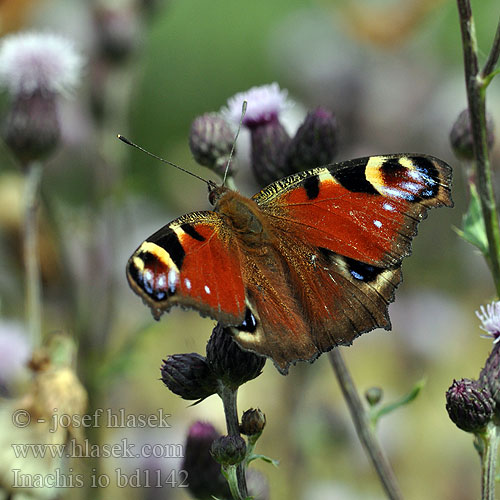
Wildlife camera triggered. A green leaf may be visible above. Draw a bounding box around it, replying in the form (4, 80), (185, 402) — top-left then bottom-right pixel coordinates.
(369, 379), (426, 428)
(247, 453), (280, 467)
(455, 183), (489, 256)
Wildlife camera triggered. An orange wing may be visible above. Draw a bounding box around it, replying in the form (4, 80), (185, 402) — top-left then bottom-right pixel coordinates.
(126, 211), (247, 325)
(253, 154), (452, 267)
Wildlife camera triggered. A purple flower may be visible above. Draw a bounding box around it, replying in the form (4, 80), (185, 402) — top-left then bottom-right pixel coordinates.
(0, 322), (30, 386)
(222, 82), (293, 128)
(0, 32), (84, 165)
(476, 301), (500, 343)
(0, 32), (83, 97)
(222, 83), (293, 185)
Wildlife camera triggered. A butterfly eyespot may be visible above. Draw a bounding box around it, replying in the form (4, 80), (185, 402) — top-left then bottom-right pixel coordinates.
(344, 257), (383, 282)
(236, 308), (258, 333)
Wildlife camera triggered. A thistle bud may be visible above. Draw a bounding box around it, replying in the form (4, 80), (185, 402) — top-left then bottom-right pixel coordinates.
(189, 113), (235, 177)
(450, 109), (495, 161)
(445, 378), (494, 433)
(210, 435), (247, 466)
(240, 408), (266, 437)
(365, 386), (383, 407)
(160, 353), (218, 401)
(206, 324), (265, 390)
(94, 4), (140, 63)
(182, 421), (231, 500)
(284, 107), (338, 173)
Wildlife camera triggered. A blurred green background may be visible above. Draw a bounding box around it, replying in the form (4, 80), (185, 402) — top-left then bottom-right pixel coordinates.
(0, 0), (499, 499)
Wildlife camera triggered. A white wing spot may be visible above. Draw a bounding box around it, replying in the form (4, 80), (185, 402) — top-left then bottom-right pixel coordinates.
(157, 275), (166, 288)
(383, 202), (395, 212)
(184, 278), (192, 290)
(204, 285), (211, 295)
(373, 220), (382, 228)
(168, 268), (179, 292)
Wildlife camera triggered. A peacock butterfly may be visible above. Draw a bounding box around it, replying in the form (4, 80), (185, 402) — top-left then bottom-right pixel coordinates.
(126, 153), (452, 374)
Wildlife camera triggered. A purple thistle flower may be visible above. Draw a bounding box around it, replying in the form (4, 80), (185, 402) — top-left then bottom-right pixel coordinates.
(476, 301), (500, 343)
(222, 83), (293, 186)
(222, 82), (293, 128)
(0, 32), (83, 165)
(0, 32), (83, 97)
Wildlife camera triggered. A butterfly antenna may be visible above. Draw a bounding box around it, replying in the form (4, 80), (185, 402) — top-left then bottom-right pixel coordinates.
(117, 134), (210, 186)
(222, 100), (247, 186)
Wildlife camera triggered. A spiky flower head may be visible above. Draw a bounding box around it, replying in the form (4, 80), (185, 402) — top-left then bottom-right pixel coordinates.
(476, 301), (500, 343)
(0, 32), (83, 97)
(0, 32), (83, 165)
(240, 408), (266, 437)
(222, 82), (292, 129)
(160, 353), (218, 401)
(478, 303), (500, 413)
(222, 83), (293, 186)
(182, 421), (231, 499)
(445, 378), (494, 433)
(189, 112), (235, 177)
(210, 435), (247, 466)
(284, 107), (338, 174)
(206, 324), (265, 390)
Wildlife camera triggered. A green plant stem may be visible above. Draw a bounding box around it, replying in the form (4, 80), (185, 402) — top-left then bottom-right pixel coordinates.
(457, 0), (500, 297)
(219, 385), (248, 500)
(481, 16), (500, 80)
(23, 161), (43, 348)
(328, 349), (403, 500)
(478, 424), (499, 500)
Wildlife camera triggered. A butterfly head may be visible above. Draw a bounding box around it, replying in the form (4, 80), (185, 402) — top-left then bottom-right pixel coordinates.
(208, 182), (230, 207)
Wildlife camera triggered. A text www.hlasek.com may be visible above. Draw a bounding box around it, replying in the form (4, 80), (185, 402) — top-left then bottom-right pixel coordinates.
(11, 439), (184, 459)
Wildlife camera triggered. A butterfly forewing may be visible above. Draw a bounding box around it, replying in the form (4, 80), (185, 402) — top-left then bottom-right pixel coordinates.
(126, 211), (247, 324)
(253, 154), (452, 267)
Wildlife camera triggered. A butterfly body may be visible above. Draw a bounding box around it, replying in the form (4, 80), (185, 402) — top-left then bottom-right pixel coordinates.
(127, 154), (452, 374)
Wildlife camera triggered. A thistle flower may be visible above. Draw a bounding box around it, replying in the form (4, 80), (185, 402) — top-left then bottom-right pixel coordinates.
(189, 112), (235, 177)
(223, 82), (292, 128)
(160, 353), (218, 401)
(240, 408), (266, 437)
(222, 83), (293, 185)
(477, 302), (500, 411)
(0, 32), (83, 165)
(182, 421), (231, 500)
(445, 378), (494, 433)
(93, 4), (141, 62)
(206, 323), (265, 390)
(0, 32), (83, 97)
(210, 435), (247, 466)
(284, 107), (338, 173)
(476, 301), (500, 343)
